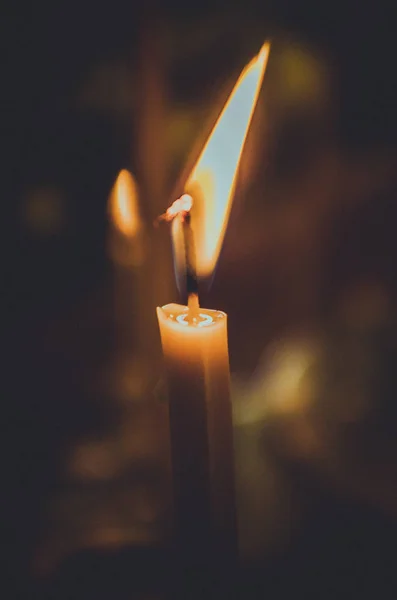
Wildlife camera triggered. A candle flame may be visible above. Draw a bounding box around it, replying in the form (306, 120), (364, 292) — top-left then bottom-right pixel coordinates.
(109, 169), (141, 236)
(177, 42), (270, 279)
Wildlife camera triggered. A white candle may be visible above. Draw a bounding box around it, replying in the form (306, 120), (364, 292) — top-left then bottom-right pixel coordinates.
(157, 43), (271, 567)
(157, 302), (235, 564)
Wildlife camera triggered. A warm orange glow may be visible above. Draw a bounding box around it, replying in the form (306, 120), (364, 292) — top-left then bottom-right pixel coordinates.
(109, 169), (141, 236)
(178, 42), (270, 279)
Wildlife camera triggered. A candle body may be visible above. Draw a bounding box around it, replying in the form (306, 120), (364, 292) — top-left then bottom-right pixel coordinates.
(108, 227), (146, 349)
(157, 303), (237, 568)
(106, 228), (149, 400)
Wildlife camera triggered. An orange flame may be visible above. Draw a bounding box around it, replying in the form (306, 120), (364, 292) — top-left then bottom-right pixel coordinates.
(109, 169), (141, 236)
(176, 42), (270, 279)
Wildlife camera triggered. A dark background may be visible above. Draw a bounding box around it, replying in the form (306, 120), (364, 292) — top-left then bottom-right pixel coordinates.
(4, 1), (397, 598)
(5, 0), (397, 323)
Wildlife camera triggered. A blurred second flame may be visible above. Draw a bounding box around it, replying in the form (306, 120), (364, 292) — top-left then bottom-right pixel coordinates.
(108, 170), (145, 267)
(181, 42), (270, 279)
(109, 169), (142, 237)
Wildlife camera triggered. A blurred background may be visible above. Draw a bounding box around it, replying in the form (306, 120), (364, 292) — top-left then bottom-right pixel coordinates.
(4, 0), (397, 598)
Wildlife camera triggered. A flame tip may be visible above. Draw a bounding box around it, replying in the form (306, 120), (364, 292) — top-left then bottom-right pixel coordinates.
(116, 168), (132, 182)
(255, 42), (270, 67)
(259, 40), (271, 53)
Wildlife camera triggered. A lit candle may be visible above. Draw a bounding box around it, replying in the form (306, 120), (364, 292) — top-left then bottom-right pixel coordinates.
(107, 169), (147, 398)
(157, 43), (270, 568)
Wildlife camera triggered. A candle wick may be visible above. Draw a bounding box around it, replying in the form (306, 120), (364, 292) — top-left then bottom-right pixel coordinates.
(188, 292), (200, 311)
(183, 213), (199, 303)
(187, 292), (200, 324)
(184, 208), (199, 318)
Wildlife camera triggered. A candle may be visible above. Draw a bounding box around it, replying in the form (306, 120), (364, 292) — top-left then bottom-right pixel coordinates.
(157, 43), (270, 569)
(157, 302), (235, 564)
(107, 169), (147, 399)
